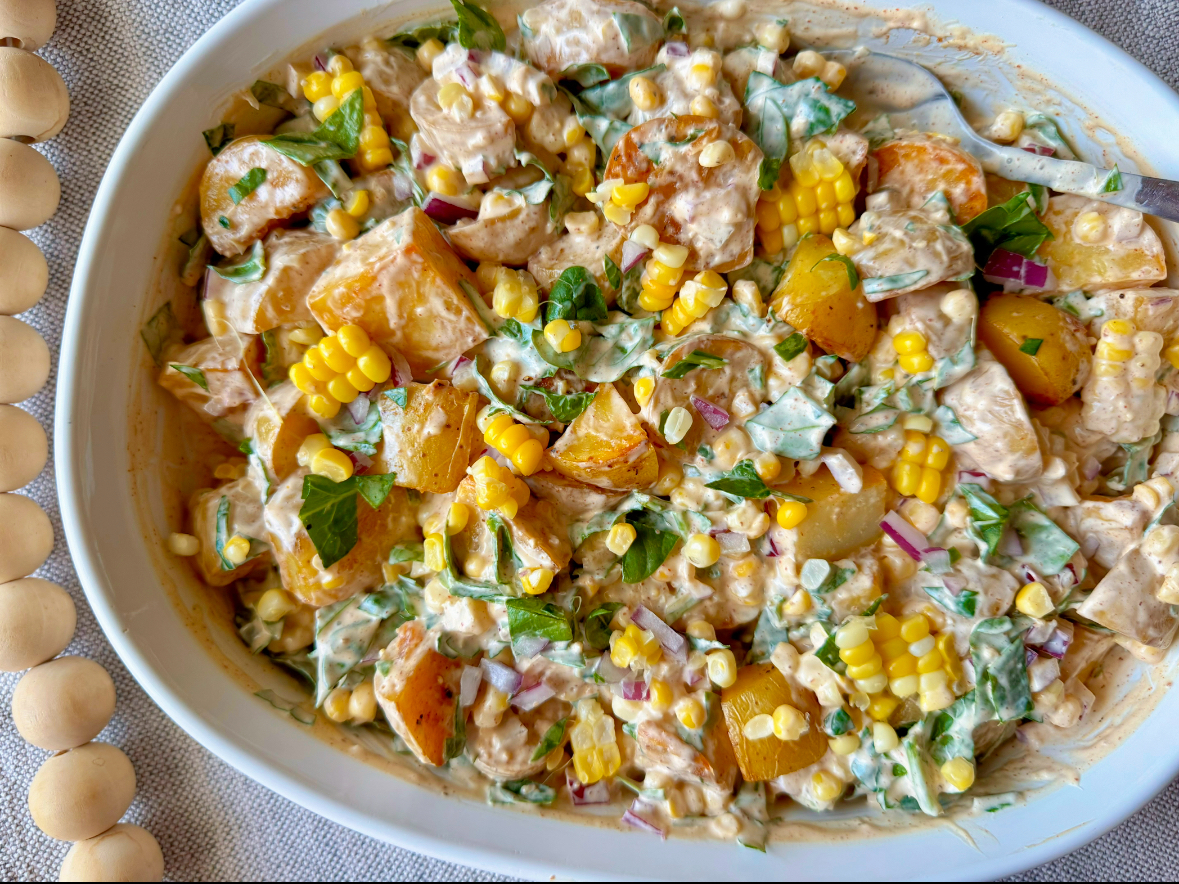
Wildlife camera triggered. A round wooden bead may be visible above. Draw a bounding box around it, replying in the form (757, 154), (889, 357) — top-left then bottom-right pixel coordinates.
(13, 656), (116, 750)
(0, 48), (69, 141)
(0, 316), (50, 402)
(0, 577), (75, 671)
(0, 404), (48, 490)
(28, 742), (136, 841)
(0, 0), (56, 51)
(0, 227), (48, 314)
(0, 137), (60, 230)
(59, 824), (165, 883)
(0, 492), (52, 582)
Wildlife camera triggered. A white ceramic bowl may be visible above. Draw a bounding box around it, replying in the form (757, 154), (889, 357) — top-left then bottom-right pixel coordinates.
(58, 0), (1179, 878)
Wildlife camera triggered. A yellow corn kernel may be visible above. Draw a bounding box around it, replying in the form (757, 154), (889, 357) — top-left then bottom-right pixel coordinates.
(522, 568), (554, 595)
(1095, 340), (1132, 361)
(288, 362), (319, 396)
(1104, 319), (1134, 336)
(676, 697), (706, 730)
(327, 54), (353, 76)
(811, 771), (843, 803)
(699, 140), (736, 168)
(941, 757), (976, 791)
(814, 180), (837, 211)
(342, 190), (371, 219)
(511, 440), (544, 476)
(311, 447), (354, 483)
(846, 654), (884, 681)
(756, 199), (781, 232)
(606, 522), (637, 556)
(890, 674), (919, 697)
(602, 202), (632, 225)
(648, 679), (673, 713)
(690, 95), (719, 118)
(790, 180), (818, 217)
(571, 166), (596, 196)
(222, 534), (250, 566)
(770, 704), (807, 741)
(925, 436), (950, 471)
(892, 331), (926, 354)
(610, 631), (638, 669)
(829, 733), (860, 755)
(629, 75), (660, 111)
(324, 687), (352, 723)
(325, 208), (360, 241)
(313, 95), (340, 121)
(326, 374), (360, 404)
(775, 193), (798, 225)
(308, 395), (340, 419)
(544, 319), (582, 353)
(867, 693), (900, 722)
(296, 433), (332, 469)
(570, 698), (622, 785)
(302, 71), (333, 102)
(1073, 210), (1107, 244)
(776, 499), (808, 529)
(445, 502), (469, 536)
(872, 721), (899, 754)
(359, 123), (390, 152)
(437, 81), (471, 111)
(611, 182), (650, 209)
(743, 713), (776, 740)
(900, 614), (930, 643)
(1093, 361), (1123, 378)
(797, 214), (820, 236)
(878, 636), (909, 660)
(653, 243), (689, 269)
(898, 351), (934, 374)
(873, 612), (901, 640)
(916, 467), (941, 504)
(759, 226), (785, 255)
(349, 681), (377, 724)
(900, 430), (927, 462)
(319, 338), (352, 375)
(833, 169), (856, 202)
(782, 588), (811, 616)
(633, 376), (655, 407)
(837, 203), (856, 227)
(331, 70), (365, 101)
(684, 533), (721, 568)
(1016, 581), (1054, 618)
(639, 287), (675, 313)
(646, 258), (682, 286)
(415, 37), (444, 72)
(167, 532), (200, 556)
(817, 209), (839, 235)
(354, 345), (390, 384)
(336, 324), (371, 358)
(423, 533), (445, 572)
(839, 641), (876, 667)
(256, 588), (295, 622)
(732, 557), (758, 579)
(916, 650), (944, 675)
(299, 346), (329, 380)
(707, 649), (738, 688)
(503, 92), (532, 124)
(884, 653), (917, 678)
(938, 634), (963, 684)
(891, 461), (921, 497)
(426, 165), (463, 196)
(789, 151), (819, 188)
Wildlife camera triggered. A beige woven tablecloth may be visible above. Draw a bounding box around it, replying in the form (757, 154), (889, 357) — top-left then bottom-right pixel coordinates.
(3, 0), (1178, 879)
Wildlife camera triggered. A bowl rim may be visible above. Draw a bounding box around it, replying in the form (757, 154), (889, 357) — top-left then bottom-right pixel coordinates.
(56, 0), (1179, 879)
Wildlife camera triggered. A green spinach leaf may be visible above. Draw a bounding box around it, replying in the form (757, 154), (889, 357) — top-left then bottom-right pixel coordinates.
(960, 190), (1053, 260)
(169, 363), (208, 390)
(773, 332), (808, 363)
(521, 385), (596, 422)
(211, 239), (267, 284)
(263, 88), (364, 165)
(661, 349), (728, 379)
(546, 265), (608, 323)
(228, 168), (267, 204)
(451, 0), (505, 51)
(621, 511), (680, 583)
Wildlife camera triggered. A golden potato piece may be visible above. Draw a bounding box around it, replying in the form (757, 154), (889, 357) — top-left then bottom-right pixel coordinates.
(199, 136), (330, 257)
(373, 381), (479, 494)
(203, 228), (338, 334)
(604, 116), (762, 273)
(306, 208), (488, 374)
(157, 335), (260, 425)
(263, 468), (416, 607)
(243, 381), (319, 482)
(978, 294), (1091, 406)
(448, 196), (559, 266)
(373, 620), (464, 766)
(521, 0), (662, 77)
(1039, 195), (1166, 291)
(777, 464), (887, 562)
(721, 664), (827, 781)
(770, 234), (877, 362)
(454, 476), (573, 573)
(635, 720), (738, 791)
(872, 135), (987, 223)
(524, 470), (627, 519)
(1086, 288), (1179, 338)
(527, 222), (625, 294)
(190, 477), (269, 587)
(548, 383), (657, 491)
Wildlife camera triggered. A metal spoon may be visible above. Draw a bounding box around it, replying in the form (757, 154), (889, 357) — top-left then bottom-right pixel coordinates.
(825, 49), (1179, 221)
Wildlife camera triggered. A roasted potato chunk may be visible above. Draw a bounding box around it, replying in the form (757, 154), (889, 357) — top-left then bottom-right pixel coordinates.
(410, 78), (516, 185)
(342, 40), (425, 130)
(455, 475), (573, 573)
(604, 116), (762, 273)
(770, 233), (877, 362)
(978, 294), (1091, 406)
(1039, 196), (1166, 291)
(941, 350), (1043, 483)
(306, 208), (488, 374)
(872, 135), (987, 223)
(373, 381), (479, 494)
(528, 222), (626, 293)
(199, 136), (329, 257)
(1076, 546), (1179, 648)
(1085, 288), (1179, 338)
(243, 381), (319, 482)
(721, 664), (827, 781)
(776, 464), (887, 561)
(848, 207), (974, 301)
(635, 719), (738, 792)
(521, 0), (662, 76)
(447, 193), (559, 266)
(189, 476), (269, 587)
(549, 383), (657, 491)
(469, 702), (568, 781)
(373, 620), (464, 766)
(203, 228), (338, 334)
(157, 335), (260, 427)
(263, 468), (416, 607)
(525, 470), (627, 519)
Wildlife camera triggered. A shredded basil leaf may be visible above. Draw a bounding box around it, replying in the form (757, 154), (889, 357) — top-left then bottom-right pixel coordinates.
(211, 239), (266, 284)
(546, 265), (608, 324)
(203, 122), (235, 156)
(521, 385), (596, 423)
(450, 0), (506, 51)
(814, 253), (859, 290)
(1019, 338), (1043, 356)
(661, 349), (728, 379)
(169, 363), (208, 390)
(262, 88), (364, 166)
(621, 511), (680, 583)
(960, 190), (1053, 261)
(774, 332), (808, 363)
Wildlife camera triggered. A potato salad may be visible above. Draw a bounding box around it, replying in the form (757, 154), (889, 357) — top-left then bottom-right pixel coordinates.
(145, 0), (1179, 845)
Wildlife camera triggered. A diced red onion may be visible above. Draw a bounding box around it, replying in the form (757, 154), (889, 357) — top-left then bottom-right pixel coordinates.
(716, 531), (750, 555)
(1019, 564), (1042, 585)
(453, 63), (478, 90)
(392, 171), (416, 201)
(460, 665), (483, 707)
(347, 391), (371, 424)
(691, 395), (730, 430)
(942, 574), (967, 595)
(619, 678), (650, 701)
(567, 768), (612, 805)
(621, 800), (666, 838)
(1025, 646), (1039, 667)
(1025, 619), (1056, 645)
(1016, 727), (1029, 743)
(594, 653), (628, 684)
(631, 605), (687, 662)
(999, 526), (1024, 557)
(1059, 562), (1079, 589)
(1041, 622), (1074, 659)
(1021, 145), (1055, 156)
(958, 470), (991, 491)
(390, 349), (413, 386)
(921, 547), (951, 574)
(411, 137), (435, 170)
(1073, 680), (1096, 718)
(480, 658), (523, 696)
(512, 635), (549, 660)
(346, 451), (372, 474)
(983, 248), (1055, 293)
(423, 192), (480, 224)
(511, 680), (556, 711)
(765, 530), (781, 558)
(621, 239), (649, 273)
(1082, 457), (1101, 481)
(664, 41), (690, 57)
(685, 667), (705, 688)
(880, 511), (929, 561)
(1167, 389), (1179, 416)
(197, 267), (212, 301)
(313, 53), (328, 72)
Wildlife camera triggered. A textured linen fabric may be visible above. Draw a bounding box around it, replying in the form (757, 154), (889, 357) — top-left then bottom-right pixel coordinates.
(0, 0), (1176, 880)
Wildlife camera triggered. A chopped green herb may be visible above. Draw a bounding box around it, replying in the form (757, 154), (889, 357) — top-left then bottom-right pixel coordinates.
(211, 238), (266, 284)
(169, 364), (209, 390)
(388, 542), (424, 564)
(545, 265), (608, 324)
(530, 718), (569, 762)
(1100, 165), (1123, 194)
(621, 511), (680, 583)
(298, 472), (395, 569)
(451, 0), (506, 51)
(520, 384), (595, 423)
(506, 597), (573, 643)
(203, 122), (235, 156)
(961, 190), (1053, 260)
(661, 349), (728, 379)
(582, 602), (623, 651)
(262, 88), (364, 166)
(604, 254), (622, 289)
(383, 386), (408, 409)
(218, 216), (231, 229)
(773, 332), (808, 363)
(1019, 338), (1043, 356)
(140, 302), (177, 365)
(814, 253), (859, 290)
(228, 167), (267, 204)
